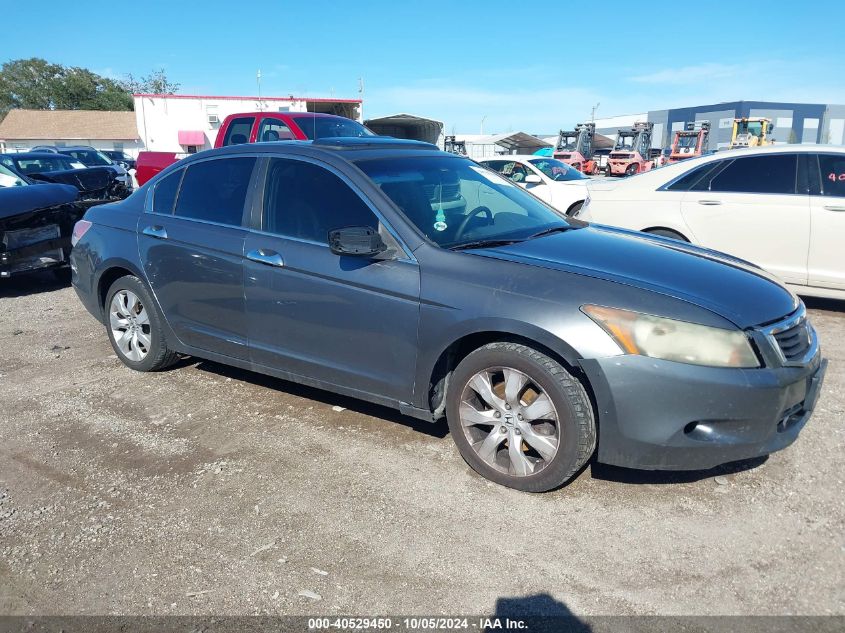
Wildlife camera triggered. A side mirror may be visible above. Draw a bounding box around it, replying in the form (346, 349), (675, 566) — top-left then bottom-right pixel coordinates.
(328, 226), (387, 257)
(524, 174), (543, 185)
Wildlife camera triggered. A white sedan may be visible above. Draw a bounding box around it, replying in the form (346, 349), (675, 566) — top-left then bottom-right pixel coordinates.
(478, 155), (590, 216)
(581, 144), (845, 300)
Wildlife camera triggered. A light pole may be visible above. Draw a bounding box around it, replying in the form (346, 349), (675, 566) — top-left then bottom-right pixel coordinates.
(256, 69), (263, 111)
(481, 115), (488, 135)
(591, 102), (600, 123)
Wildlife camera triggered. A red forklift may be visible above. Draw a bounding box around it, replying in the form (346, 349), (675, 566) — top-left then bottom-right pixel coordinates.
(607, 122), (654, 177)
(553, 122), (598, 174)
(668, 121), (711, 163)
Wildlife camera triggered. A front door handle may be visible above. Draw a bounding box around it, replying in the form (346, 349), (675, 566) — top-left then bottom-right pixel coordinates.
(246, 248), (284, 267)
(142, 225), (168, 239)
(697, 200), (722, 206)
(823, 205), (845, 212)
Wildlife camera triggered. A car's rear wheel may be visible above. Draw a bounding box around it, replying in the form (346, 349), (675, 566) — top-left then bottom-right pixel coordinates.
(105, 275), (179, 372)
(566, 201), (583, 217)
(446, 342), (596, 492)
(644, 228), (689, 242)
(625, 164), (639, 176)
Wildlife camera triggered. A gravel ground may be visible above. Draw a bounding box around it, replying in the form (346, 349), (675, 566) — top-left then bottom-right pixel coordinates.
(0, 272), (843, 617)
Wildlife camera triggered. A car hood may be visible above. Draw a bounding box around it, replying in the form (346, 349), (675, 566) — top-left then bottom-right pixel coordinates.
(0, 183), (79, 220)
(472, 224), (797, 328)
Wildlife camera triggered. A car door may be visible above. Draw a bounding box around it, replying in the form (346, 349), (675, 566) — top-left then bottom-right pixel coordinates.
(679, 153), (810, 285)
(138, 156), (258, 359)
(243, 156), (421, 402)
(807, 153), (845, 290)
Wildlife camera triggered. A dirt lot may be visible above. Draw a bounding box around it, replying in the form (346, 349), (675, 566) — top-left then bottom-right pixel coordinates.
(0, 272), (843, 617)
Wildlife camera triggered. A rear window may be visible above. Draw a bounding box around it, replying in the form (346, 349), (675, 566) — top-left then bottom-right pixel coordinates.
(221, 117), (254, 146)
(173, 158), (256, 226)
(664, 161), (723, 191)
(290, 116), (374, 140)
(152, 169), (183, 214)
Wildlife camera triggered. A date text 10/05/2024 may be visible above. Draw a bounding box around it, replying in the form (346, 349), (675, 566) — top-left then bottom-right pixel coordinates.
(307, 617), (529, 630)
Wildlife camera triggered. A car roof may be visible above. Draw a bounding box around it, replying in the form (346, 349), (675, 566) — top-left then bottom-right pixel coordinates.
(0, 152), (72, 159)
(477, 154), (550, 162)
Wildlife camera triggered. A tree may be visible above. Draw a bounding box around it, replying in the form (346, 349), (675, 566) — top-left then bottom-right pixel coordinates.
(0, 58), (64, 113)
(0, 58), (179, 120)
(121, 69), (180, 95)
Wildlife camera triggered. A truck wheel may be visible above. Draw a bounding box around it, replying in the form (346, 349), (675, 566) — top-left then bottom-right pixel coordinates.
(105, 275), (179, 372)
(446, 342), (596, 492)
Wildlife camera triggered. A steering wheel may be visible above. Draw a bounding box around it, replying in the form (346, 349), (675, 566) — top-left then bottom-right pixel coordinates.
(454, 206), (493, 241)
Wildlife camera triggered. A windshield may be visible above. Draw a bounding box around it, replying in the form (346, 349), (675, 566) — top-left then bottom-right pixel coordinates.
(528, 158), (588, 181)
(614, 134), (635, 150)
(291, 116), (375, 140)
(355, 155), (573, 249)
(676, 134), (698, 149)
(12, 155), (79, 174)
(0, 163), (28, 187)
(557, 135), (578, 151)
(65, 149), (113, 166)
(737, 121), (763, 137)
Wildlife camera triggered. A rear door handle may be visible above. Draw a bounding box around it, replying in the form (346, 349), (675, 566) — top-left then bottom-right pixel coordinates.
(823, 205), (845, 212)
(246, 248), (284, 267)
(142, 225), (167, 239)
(697, 200), (722, 206)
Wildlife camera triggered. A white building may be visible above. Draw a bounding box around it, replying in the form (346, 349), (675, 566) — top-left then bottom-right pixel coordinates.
(0, 109), (142, 156)
(134, 93), (363, 153)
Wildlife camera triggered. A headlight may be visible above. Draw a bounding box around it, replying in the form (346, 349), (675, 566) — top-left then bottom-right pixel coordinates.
(582, 305), (759, 368)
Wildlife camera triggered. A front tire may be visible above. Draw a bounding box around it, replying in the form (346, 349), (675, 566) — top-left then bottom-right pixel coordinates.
(105, 275), (179, 372)
(446, 342), (596, 492)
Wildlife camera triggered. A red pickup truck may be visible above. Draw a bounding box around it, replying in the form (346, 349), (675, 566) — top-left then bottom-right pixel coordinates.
(135, 112), (373, 185)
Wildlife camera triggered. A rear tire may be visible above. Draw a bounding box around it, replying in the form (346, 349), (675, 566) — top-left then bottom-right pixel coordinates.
(644, 228), (689, 242)
(446, 342), (596, 492)
(625, 164), (639, 176)
(105, 275), (179, 372)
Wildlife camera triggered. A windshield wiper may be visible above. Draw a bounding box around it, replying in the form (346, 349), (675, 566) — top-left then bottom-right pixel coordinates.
(524, 225), (571, 240)
(449, 238), (526, 251)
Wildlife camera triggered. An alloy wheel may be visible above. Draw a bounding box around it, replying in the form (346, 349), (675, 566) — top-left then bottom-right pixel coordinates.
(109, 290), (152, 362)
(459, 367), (560, 477)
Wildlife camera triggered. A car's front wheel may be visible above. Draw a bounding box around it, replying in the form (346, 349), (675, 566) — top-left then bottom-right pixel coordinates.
(105, 275), (179, 372)
(446, 342), (596, 492)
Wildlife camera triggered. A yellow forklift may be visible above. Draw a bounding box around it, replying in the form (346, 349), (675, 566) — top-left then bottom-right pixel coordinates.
(729, 117), (774, 149)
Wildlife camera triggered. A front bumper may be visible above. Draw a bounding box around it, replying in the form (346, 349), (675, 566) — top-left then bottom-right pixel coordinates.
(580, 352), (826, 470)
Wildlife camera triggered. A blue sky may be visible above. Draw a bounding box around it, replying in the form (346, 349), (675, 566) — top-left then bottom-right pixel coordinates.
(4, 0), (845, 133)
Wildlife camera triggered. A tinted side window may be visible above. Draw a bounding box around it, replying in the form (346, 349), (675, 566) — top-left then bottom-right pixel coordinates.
(257, 118), (295, 142)
(263, 158), (377, 242)
(708, 155), (797, 194)
(153, 169), (183, 214)
(221, 117), (254, 146)
(664, 162), (722, 191)
(174, 158), (256, 225)
(819, 154), (845, 197)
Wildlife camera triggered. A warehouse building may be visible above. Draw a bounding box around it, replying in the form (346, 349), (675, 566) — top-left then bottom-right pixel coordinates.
(593, 100), (845, 149)
(134, 93), (363, 153)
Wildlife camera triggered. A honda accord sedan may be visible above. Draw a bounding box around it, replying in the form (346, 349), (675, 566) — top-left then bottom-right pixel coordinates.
(70, 138), (826, 492)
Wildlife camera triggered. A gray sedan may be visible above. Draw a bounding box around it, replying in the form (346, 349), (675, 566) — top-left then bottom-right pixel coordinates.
(69, 138), (826, 492)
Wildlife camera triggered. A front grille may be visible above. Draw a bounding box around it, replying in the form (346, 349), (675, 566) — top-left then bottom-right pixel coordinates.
(773, 321), (812, 362)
